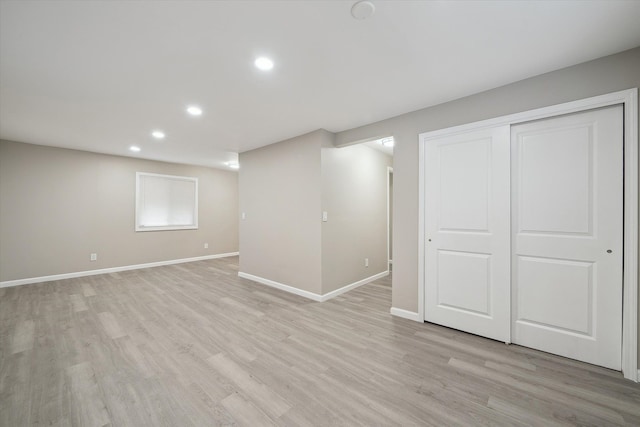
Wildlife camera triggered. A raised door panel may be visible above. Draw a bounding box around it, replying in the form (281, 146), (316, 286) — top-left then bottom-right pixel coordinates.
(516, 256), (593, 336)
(438, 139), (490, 232)
(518, 127), (592, 235)
(437, 250), (491, 317)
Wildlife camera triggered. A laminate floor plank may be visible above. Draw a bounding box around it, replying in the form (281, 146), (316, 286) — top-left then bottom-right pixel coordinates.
(207, 352), (291, 418)
(66, 362), (110, 427)
(11, 319), (35, 354)
(1, 256), (639, 426)
(448, 357), (627, 426)
(81, 283), (97, 298)
(221, 392), (277, 427)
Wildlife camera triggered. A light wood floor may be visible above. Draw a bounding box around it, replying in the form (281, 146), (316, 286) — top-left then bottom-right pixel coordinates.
(1, 256), (639, 426)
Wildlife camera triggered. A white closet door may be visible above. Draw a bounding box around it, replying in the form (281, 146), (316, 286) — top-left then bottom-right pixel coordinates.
(425, 126), (511, 342)
(511, 105), (623, 370)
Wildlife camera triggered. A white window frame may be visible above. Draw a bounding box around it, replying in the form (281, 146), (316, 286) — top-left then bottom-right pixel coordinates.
(135, 172), (199, 232)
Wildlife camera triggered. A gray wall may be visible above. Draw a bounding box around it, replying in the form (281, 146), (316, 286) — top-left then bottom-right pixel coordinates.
(239, 129), (391, 296)
(335, 46), (640, 363)
(0, 140), (239, 282)
(321, 143), (392, 293)
(239, 130), (324, 295)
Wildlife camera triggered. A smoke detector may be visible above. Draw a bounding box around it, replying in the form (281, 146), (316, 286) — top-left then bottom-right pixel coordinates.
(351, 1), (375, 20)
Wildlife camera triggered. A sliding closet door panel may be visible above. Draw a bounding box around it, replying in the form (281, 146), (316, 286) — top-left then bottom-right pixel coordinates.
(511, 105), (623, 370)
(425, 126), (510, 342)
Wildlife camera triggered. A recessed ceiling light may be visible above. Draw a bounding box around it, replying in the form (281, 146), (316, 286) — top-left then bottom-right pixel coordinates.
(151, 130), (165, 139)
(187, 105), (203, 116)
(351, 1), (376, 20)
(129, 145), (141, 152)
(226, 161), (240, 169)
(254, 57), (274, 71)
(380, 136), (394, 147)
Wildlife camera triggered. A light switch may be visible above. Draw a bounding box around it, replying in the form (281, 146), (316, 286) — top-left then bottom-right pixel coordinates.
(241, 212), (246, 220)
(322, 211), (328, 222)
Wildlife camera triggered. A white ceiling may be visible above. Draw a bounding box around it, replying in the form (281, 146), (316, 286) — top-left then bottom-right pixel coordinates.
(1, 1), (639, 169)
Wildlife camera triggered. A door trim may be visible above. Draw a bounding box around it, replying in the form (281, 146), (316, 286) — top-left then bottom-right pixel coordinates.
(418, 88), (638, 381)
(387, 166), (393, 268)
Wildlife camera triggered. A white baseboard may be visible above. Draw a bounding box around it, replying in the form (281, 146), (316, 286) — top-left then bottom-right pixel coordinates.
(238, 270), (389, 302)
(320, 271), (389, 301)
(390, 307), (422, 322)
(238, 272), (323, 301)
(0, 252), (240, 288)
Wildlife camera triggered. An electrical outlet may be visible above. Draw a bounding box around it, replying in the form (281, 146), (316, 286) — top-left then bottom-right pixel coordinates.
(90, 253), (97, 261)
(204, 243), (209, 249)
(365, 258), (369, 267)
